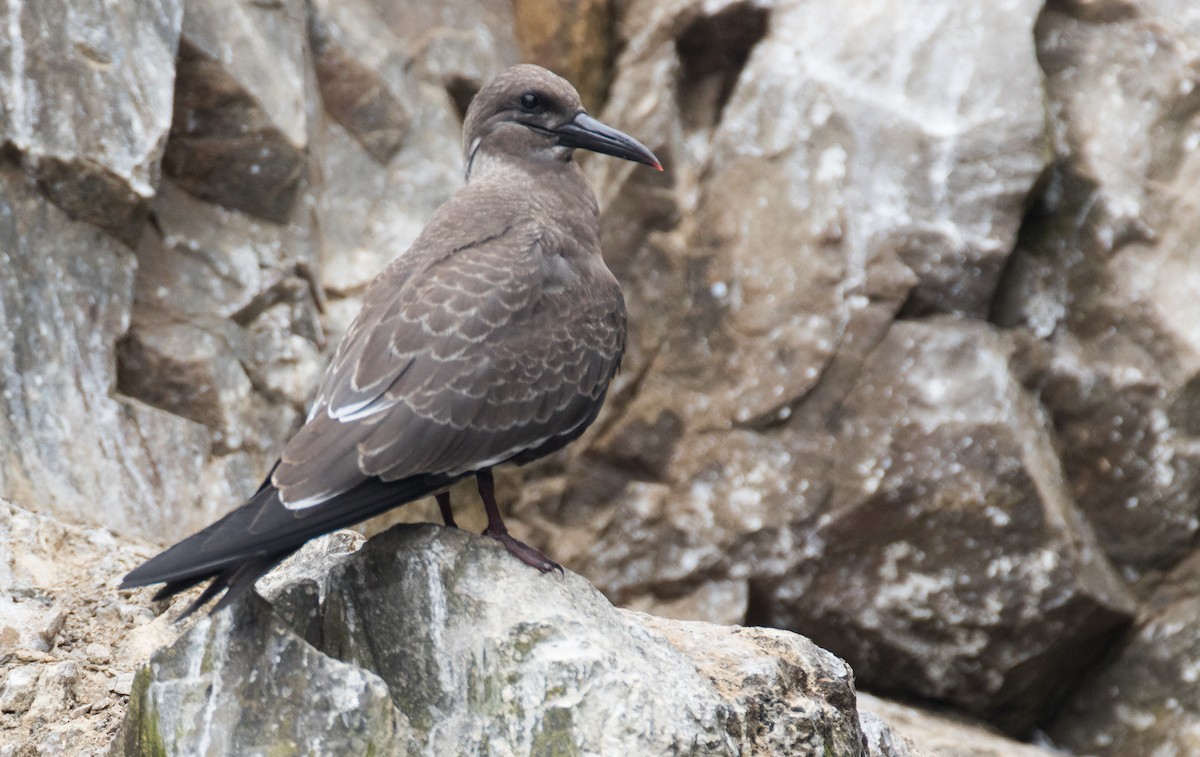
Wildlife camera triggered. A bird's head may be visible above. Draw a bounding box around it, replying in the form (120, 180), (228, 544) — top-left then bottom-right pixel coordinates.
(463, 64), (662, 180)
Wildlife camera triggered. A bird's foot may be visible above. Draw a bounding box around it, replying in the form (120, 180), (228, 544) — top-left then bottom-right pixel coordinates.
(483, 528), (563, 574)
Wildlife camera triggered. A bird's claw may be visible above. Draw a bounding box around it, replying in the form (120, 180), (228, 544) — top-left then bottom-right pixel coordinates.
(484, 529), (563, 574)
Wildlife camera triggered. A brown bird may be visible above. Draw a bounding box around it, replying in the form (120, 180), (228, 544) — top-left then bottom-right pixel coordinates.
(120, 64), (661, 616)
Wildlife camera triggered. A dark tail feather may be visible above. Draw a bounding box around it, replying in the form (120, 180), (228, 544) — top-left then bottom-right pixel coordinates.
(172, 555), (286, 620)
(120, 470), (461, 615)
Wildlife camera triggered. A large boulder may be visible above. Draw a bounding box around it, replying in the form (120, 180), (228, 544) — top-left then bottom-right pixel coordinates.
(117, 525), (871, 756)
(996, 0), (1200, 580)
(753, 319), (1136, 734)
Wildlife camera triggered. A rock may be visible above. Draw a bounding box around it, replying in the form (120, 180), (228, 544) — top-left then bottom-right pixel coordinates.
(26, 660), (78, 723)
(0, 0), (184, 244)
(362, 0), (519, 94)
(512, 0), (616, 111)
(119, 524), (871, 756)
(84, 643), (112, 665)
(0, 596), (64, 653)
(1048, 548), (1200, 755)
(858, 707), (928, 757)
(116, 595), (414, 757)
(0, 165), (220, 543)
(163, 0), (309, 222)
(0, 666), (40, 715)
(305, 0), (516, 349)
(308, 2), (412, 163)
(0, 500), (185, 756)
(294, 0), (519, 377)
(994, 0), (1200, 578)
(859, 693), (1062, 757)
(631, 613), (865, 755)
(510, 0), (1051, 633)
(115, 179), (324, 493)
(753, 319), (1136, 734)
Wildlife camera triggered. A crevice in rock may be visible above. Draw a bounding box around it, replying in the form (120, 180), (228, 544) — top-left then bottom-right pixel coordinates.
(444, 74), (481, 123)
(986, 160), (1065, 330)
(674, 2), (770, 132)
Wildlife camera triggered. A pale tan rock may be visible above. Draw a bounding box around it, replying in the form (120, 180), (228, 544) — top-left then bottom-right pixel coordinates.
(860, 693), (1061, 757)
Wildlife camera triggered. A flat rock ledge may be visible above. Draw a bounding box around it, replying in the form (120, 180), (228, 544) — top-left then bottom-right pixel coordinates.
(114, 525), (878, 756)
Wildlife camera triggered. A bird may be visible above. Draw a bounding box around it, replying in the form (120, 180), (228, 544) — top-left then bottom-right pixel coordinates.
(120, 64), (662, 617)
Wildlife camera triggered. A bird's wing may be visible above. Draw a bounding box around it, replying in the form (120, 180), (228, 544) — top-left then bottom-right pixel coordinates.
(272, 218), (624, 509)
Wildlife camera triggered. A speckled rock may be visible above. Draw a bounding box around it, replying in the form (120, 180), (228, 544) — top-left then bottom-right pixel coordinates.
(0, 165), (218, 543)
(860, 693), (1062, 757)
(0, 0), (183, 243)
(509, 0), (1051, 634)
(163, 0), (309, 222)
(116, 595), (414, 757)
(118, 525), (870, 757)
(753, 319), (1136, 734)
(0, 500), (183, 757)
(116, 181), (323, 491)
(995, 0), (1200, 579)
(1049, 549), (1200, 755)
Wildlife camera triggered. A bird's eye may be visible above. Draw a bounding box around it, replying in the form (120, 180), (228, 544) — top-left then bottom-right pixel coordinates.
(520, 92), (541, 111)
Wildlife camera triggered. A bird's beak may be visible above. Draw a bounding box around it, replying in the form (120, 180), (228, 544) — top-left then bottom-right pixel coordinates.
(554, 112), (663, 171)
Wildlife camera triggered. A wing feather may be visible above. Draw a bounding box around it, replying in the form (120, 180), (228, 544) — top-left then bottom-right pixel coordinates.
(274, 207), (624, 509)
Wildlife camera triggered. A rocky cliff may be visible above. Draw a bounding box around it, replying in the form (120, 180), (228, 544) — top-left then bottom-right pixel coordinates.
(2, 0), (1199, 755)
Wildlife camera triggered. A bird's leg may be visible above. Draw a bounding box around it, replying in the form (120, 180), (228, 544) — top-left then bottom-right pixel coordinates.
(436, 492), (458, 528)
(476, 469), (562, 573)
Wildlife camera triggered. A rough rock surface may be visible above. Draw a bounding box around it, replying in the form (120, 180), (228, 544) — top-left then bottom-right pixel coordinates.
(753, 319), (1136, 733)
(1049, 548), (1200, 755)
(0, 500), (181, 757)
(118, 525), (870, 757)
(0, 164), (219, 544)
(859, 694), (1062, 757)
(997, 0), (1200, 580)
(511, 0), (1051, 617)
(164, 0), (309, 222)
(0, 0), (184, 243)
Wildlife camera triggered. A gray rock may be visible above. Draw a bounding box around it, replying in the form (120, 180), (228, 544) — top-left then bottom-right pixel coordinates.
(754, 319), (1136, 734)
(0, 500), (189, 755)
(0, 0), (183, 243)
(0, 166), (220, 543)
(510, 0), (1051, 632)
(1049, 548), (1200, 755)
(994, 0), (1200, 578)
(305, 0), (515, 340)
(163, 0), (308, 222)
(859, 693), (1062, 757)
(117, 594), (414, 757)
(308, 1), (413, 163)
(631, 613), (866, 755)
(0, 596), (64, 653)
(116, 179), (324, 494)
(0, 665), (40, 715)
(119, 525), (870, 756)
(26, 660), (78, 723)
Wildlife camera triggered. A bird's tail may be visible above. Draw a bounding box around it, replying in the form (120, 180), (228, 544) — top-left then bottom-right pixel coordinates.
(120, 471), (461, 618)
